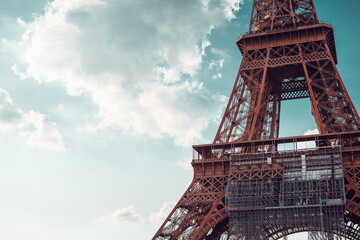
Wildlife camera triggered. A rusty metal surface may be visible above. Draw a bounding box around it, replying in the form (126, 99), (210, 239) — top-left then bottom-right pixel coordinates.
(153, 1), (360, 239)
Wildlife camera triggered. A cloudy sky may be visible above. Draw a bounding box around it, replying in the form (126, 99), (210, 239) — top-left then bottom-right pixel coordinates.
(0, 0), (359, 239)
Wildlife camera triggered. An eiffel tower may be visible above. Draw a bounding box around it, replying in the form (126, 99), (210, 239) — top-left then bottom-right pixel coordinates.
(153, 0), (360, 239)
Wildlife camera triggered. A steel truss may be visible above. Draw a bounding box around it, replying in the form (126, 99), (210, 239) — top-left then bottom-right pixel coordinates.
(154, 133), (360, 239)
(153, 1), (360, 239)
(227, 147), (345, 239)
(214, 39), (359, 144)
(250, 0), (318, 33)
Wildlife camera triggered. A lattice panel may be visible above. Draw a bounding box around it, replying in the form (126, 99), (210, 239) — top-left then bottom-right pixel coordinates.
(250, 0), (318, 33)
(268, 55), (302, 66)
(153, 1), (360, 239)
(280, 90), (309, 100)
(243, 50), (331, 70)
(182, 177), (228, 203)
(243, 60), (265, 69)
(303, 51), (330, 61)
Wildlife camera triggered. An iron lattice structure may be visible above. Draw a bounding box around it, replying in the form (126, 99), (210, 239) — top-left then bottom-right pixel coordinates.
(153, 0), (360, 239)
(227, 147), (345, 239)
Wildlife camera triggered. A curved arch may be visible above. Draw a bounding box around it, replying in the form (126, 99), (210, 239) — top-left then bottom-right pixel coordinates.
(198, 215), (360, 240)
(263, 219), (360, 240)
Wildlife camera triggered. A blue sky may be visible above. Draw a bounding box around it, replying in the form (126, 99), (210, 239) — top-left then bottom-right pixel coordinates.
(0, 0), (359, 239)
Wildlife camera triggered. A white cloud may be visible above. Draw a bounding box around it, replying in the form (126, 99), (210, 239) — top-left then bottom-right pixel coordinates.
(154, 66), (181, 84)
(4, 0), (244, 147)
(209, 59), (224, 70)
(0, 89), (23, 130)
(296, 128), (319, 149)
(201, 0), (212, 11)
(97, 206), (143, 224)
(213, 73), (222, 80)
(176, 158), (192, 170)
(222, 0), (243, 20)
(149, 202), (176, 223)
(0, 88), (65, 151)
(304, 129), (319, 135)
(209, 59), (224, 80)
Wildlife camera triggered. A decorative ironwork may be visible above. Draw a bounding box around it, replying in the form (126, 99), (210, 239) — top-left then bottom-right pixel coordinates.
(153, 1), (360, 239)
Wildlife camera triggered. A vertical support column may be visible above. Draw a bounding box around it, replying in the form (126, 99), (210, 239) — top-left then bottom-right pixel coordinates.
(288, 0), (296, 27)
(269, 92), (281, 140)
(299, 41), (359, 133)
(213, 52), (248, 144)
(298, 43), (326, 133)
(323, 44), (360, 125)
(311, 0), (319, 22)
(270, 0), (276, 31)
(248, 48), (270, 140)
(225, 57), (249, 143)
(249, 0), (256, 32)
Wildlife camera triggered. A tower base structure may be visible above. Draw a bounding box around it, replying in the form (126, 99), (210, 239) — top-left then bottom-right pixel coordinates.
(153, 0), (360, 238)
(153, 131), (360, 240)
(227, 147), (345, 240)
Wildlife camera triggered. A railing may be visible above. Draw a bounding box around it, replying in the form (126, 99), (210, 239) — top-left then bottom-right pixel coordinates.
(192, 130), (360, 162)
(238, 20), (332, 39)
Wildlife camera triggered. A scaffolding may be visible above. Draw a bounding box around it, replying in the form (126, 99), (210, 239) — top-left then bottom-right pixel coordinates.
(226, 146), (346, 240)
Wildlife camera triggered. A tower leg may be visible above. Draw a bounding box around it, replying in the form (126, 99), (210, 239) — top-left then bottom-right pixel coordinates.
(152, 176), (228, 240)
(299, 41), (359, 133)
(214, 47), (281, 144)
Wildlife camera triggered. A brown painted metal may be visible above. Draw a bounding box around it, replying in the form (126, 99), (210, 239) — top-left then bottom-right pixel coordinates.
(249, 0), (318, 33)
(153, 1), (360, 239)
